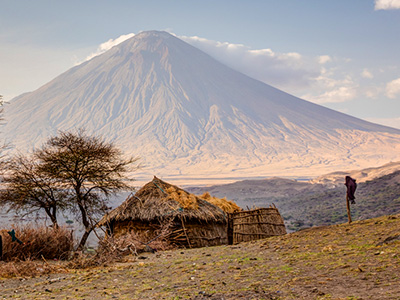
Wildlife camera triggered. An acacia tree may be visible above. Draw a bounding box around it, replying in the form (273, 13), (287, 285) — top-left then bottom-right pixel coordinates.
(0, 155), (69, 227)
(35, 130), (139, 250)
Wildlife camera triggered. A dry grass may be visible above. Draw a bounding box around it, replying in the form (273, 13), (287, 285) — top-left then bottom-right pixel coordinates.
(68, 222), (177, 269)
(0, 258), (65, 278)
(0, 224), (72, 278)
(102, 220), (177, 254)
(0, 224), (74, 261)
(166, 186), (199, 209)
(165, 187), (241, 213)
(200, 192), (242, 213)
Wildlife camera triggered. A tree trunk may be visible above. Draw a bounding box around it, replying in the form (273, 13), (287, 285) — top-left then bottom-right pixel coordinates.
(76, 196), (92, 250)
(44, 207), (59, 228)
(50, 206), (59, 228)
(50, 216), (59, 229)
(76, 227), (93, 251)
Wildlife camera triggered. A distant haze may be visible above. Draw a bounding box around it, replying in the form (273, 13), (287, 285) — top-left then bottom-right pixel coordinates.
(2, 31), (400, 184)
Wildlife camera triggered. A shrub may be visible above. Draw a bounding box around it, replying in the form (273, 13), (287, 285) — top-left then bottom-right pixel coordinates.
(0, 224), (74, 261)
(67, 223), (177, 269)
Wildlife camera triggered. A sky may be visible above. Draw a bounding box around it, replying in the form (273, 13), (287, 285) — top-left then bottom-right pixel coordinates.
(1, 0), (400, 128)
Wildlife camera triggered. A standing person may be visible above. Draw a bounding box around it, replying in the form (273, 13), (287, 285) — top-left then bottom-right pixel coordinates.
(345, 176), (357, 204)
(344, 176), (357, 224)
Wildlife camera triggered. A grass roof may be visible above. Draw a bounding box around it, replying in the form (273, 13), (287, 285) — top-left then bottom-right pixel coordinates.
(199, 192), (242, 214)
(98, 177), (227, 226)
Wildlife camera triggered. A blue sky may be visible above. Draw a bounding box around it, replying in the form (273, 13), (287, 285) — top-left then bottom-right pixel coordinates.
(1, 0), (400, 128)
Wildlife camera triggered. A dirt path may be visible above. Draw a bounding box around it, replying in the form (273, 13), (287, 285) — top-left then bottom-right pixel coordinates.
(1, 214), (399, 299)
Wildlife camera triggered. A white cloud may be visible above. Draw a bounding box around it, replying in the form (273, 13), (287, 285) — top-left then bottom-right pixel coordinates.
(375, 0), (400, 10)
(179, 34), (322, 92)
(361, 68), (374, 79)
(386, 77), (400, 98)
(302, 86), (357, 104)
(81, 33), (135, 63)
(318, 55), (332, 64)
(300, 71), (359, 104)
(177, 34), (365, 104)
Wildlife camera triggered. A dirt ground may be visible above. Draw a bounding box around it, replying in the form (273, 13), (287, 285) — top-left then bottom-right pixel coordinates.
(1, 214), (399, 300)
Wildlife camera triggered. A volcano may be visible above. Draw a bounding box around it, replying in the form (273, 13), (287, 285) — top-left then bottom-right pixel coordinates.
(2, 31), (400, 183)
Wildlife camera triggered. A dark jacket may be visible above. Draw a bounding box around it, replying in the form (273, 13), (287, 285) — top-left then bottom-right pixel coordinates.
(345, 176), (357, 203)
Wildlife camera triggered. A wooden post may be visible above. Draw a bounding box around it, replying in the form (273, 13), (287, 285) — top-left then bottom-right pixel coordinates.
(346, 194), (352, 224)
(180, 217), (192, 248)
(227, 213), (233, 245)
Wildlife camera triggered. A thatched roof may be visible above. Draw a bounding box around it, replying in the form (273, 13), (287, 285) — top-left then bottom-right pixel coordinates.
(199, 192), (242, 213)
(98, 177), (227, 226)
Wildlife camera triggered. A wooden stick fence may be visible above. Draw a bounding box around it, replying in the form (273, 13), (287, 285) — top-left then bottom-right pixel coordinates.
(228, 207), (286, 244)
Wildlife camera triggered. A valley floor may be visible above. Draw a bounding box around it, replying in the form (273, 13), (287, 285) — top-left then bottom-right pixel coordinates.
(1, 214), (400, 299)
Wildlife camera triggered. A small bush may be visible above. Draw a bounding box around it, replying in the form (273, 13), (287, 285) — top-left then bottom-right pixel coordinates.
(102, 219), (177, 255)
(0, 224), (74, 261)
(67, 223), (177, 269)
(100, 228), (176, 254)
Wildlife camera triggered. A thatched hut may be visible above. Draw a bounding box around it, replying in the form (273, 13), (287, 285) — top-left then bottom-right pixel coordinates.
(228, 206), (287, 244)
(98, 177), (229, 248)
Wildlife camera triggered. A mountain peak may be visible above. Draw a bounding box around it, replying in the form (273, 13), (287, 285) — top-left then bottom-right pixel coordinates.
(3, 32), (400, 183)
(119, 30), (179, 50)
(135, 30), (173, 39)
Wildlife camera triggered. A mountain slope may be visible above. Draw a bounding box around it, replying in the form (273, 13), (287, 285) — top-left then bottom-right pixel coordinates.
(310, 161), (400, 187)
(3, 31), (400, 181)
(188, 167), (400, 231)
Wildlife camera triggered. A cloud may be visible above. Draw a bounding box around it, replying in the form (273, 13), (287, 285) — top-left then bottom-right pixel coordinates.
(179, 35), (322, 91)
(299, 69), (359, 104)
(302, 85), (357, 104)
(177, 34), (361, 104)
(81, 33), (135, 63)
(386, 77), (400, 98)
(375, 0), (400, 10)
(361, 68), (374, 79)
(318, 55), (332, 64)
